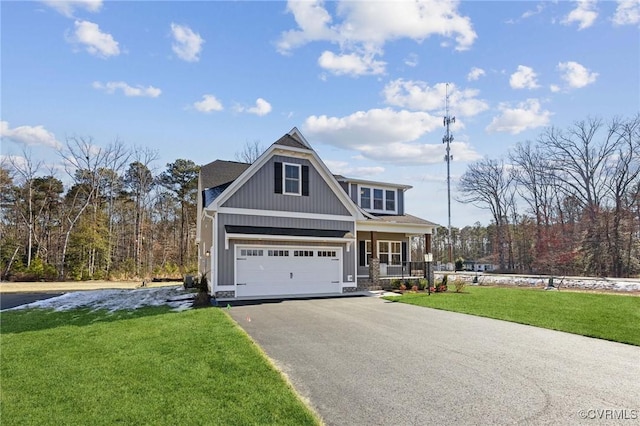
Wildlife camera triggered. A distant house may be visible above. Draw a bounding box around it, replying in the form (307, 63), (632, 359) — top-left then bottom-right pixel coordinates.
(196, 128), (437, 300)
(462, 258), (497, 272)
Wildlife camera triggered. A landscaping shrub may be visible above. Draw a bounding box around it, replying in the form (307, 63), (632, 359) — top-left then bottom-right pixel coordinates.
(453, 279), (466, 293)
(418, 278), (427, 290)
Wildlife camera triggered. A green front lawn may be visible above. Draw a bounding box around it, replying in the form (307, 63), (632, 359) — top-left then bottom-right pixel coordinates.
(384, 286), (640, 346)
(1, 307), (319, 425)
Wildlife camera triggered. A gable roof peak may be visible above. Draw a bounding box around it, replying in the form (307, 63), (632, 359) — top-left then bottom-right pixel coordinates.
(287, 127), (312, 149)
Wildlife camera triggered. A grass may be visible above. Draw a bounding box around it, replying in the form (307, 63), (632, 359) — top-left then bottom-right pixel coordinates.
(1, 307), (319, 426)
(384, 286), (640, 346)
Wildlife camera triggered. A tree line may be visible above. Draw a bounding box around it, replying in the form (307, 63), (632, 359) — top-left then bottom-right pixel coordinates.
(453, 115), (640, 278)
(2, 114), (638, 281)
(1, 137), (201, 281)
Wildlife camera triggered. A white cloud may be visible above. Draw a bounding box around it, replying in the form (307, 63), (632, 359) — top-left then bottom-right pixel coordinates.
(318, 51), (385, 76)
(302, 107), (475, 163)
(92, 81), (161, 98)
(234, 98), (272, 116)
(404, 53), (419, 67)
(42, 0), (102, 18)
(522, 3), (546, 19)
(0, 121), (62, 149)
(358, 141), (481, 164)
(324, 160), (385, 178)
(304, 108), (441, 147)
(193, 95), (223, 113)
(550, 84), (561, 93)
(68, 20), (120, 58)
(612, 0), (640, 26)
(277, 0), (477, 76)
(170, 23), (204, 62)
(467, 67), (486, 81)
(486, 99), (552, 134)
(557, 61), (598, 88)
(382, 79), (489, 117)
(509, 65), (540, 89)
(247, 98), (273, 116)
(562, 0), (598, 30)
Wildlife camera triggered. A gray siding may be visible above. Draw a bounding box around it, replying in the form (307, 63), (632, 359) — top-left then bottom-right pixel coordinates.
(350, 183), (358, 204)
(216, 213), (355, 286)
(398, 189), (405, 215)
(222, 155), (351, 216)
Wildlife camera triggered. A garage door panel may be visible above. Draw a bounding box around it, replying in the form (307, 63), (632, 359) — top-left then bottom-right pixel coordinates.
(235, 246), (341, 297)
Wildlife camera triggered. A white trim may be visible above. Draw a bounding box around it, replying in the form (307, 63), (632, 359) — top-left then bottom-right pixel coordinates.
(283, 162), (302, 196)
(357, 185), (398, 214)
(226, 232), (355, 248)
(339, 176), (412, 190)
(217, 207), (355, 222)
(287, 127), (312, 149)
(357, 220), (434, 235)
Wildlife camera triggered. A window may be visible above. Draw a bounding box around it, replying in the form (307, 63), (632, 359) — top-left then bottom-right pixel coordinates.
(360, 187), (371, 209)
(294, 250), (314, 257)
(284, 163), (301, 195)
(365, 241), (372, 266)
(240, 249), (263, 256)
(268, 250), (289, 257)
(359, 186), (397, 213)
(318, 250), (337, 257)
(378, 241), (401, 265)
(386, 190), (395, 211)
(373, 189), (384, 210)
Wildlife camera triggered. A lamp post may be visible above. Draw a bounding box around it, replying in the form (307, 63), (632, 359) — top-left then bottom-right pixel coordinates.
(424, 253), (433, 295)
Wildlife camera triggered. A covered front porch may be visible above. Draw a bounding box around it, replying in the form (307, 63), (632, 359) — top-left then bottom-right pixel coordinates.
(356, 215), (436, 287)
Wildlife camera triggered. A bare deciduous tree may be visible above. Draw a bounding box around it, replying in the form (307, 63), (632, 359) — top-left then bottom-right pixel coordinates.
(235, 140), (264, 163)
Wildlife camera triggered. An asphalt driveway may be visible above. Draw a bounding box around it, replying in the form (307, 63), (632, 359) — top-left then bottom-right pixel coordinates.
(227, 295), (640, 426)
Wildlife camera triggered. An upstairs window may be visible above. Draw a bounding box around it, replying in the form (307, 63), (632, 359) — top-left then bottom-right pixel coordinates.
(373, 189), (384, 210)
(360, 187), (371, 209)
(358, 185), (398, 213)
(386, 190), (395, 211)
(274, 162), (309, 196)
(284, 163), (301, 195)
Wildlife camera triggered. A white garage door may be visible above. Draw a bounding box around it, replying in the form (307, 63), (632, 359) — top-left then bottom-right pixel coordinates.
(235, 246), (342, 298)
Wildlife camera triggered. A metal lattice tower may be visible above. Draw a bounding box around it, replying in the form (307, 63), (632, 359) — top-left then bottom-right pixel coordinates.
(443, 84), (455, 267)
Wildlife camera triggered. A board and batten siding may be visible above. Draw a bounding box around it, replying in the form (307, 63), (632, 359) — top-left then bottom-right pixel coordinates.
(222, 155), (351, 216)
(397, 189), (405, 215)
(216, 213), (356, 286)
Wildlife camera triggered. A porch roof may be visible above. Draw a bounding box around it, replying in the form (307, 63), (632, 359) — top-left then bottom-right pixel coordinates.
(357, 213), (438, 235)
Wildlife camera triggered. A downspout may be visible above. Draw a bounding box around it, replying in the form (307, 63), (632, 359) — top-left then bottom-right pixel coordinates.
(202, 208), (215, 294)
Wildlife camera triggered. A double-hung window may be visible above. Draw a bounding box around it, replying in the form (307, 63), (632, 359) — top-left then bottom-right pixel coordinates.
(284, 163), (301, 195)
(386, 190), (395, 211)
(378, 241), (401, 265)
(373, 189), (384, 210)
(360, 187), (371, 209)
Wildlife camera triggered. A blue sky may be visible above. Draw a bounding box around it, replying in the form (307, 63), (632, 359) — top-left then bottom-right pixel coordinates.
(2, 0), (639, 227)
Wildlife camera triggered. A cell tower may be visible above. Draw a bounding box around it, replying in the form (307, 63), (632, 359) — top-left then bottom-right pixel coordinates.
(442, 83), (455, 267)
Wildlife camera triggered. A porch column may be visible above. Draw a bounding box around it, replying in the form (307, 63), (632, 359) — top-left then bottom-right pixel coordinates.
(369, 231), (380, 284)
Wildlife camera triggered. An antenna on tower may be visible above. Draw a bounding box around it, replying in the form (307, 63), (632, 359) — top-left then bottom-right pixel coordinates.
(443, 83), (455, 269)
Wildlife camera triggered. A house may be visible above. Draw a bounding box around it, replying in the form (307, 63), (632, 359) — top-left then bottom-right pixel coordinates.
(462, 258), (498, 272)
(196, 128), (437, 300)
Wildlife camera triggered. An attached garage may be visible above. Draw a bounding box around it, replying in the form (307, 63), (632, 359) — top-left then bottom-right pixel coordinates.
(235, 245), (342, 298)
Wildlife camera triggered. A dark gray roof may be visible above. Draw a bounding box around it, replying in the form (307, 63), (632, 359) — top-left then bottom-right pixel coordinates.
(200, 160), (250, 189)
(273, 133), (311, 150)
